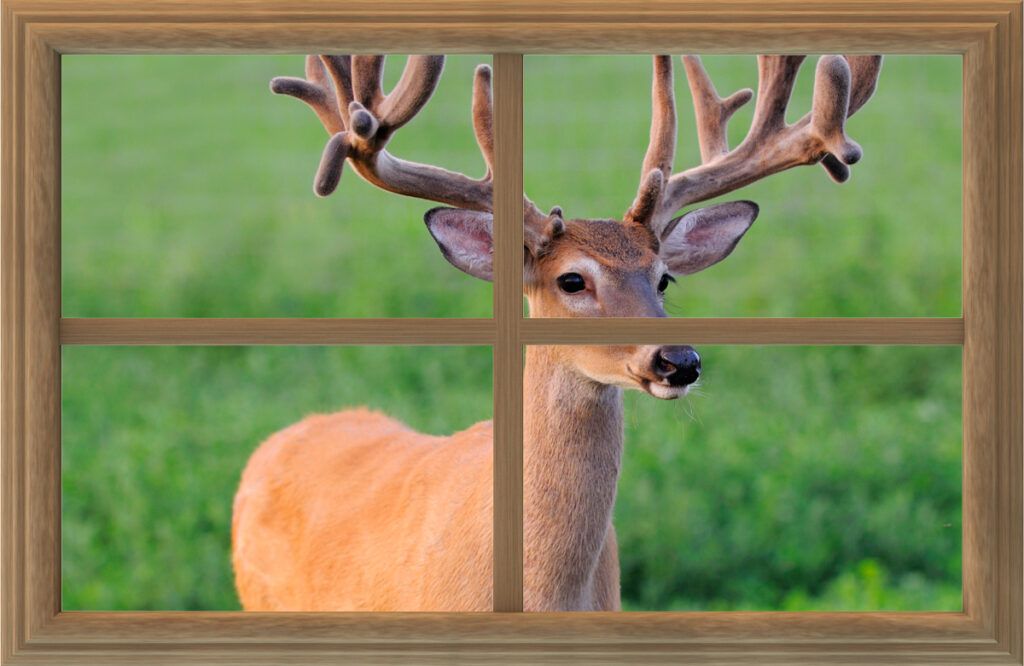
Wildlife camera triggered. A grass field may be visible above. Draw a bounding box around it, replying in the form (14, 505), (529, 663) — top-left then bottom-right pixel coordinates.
(62, 55), (962, 611)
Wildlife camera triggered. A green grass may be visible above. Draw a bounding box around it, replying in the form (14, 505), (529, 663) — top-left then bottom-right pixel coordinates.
(616, 346), (961, 610)
(62, 55), (962, 611)
(62, 345), (493, 610)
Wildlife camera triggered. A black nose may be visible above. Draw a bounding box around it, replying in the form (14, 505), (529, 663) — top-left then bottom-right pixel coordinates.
(653, 346), (701, 386)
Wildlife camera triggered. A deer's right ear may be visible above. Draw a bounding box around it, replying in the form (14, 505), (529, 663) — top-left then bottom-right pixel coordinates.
(659, 200), (759, 275)
(424, 207), (494, 282)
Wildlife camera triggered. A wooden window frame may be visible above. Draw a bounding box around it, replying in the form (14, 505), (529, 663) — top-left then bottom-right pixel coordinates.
(2, 1), (1020, 663)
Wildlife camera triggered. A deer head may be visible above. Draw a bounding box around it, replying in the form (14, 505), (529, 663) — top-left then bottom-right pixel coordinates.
(271, 54), (881, 399)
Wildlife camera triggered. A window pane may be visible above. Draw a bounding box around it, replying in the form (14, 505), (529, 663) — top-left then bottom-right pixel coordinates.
(522, 344), (960, 611)
(524, 55), (961, 317)
(62, 55), (493, 317)
(62, 346), (493, 610)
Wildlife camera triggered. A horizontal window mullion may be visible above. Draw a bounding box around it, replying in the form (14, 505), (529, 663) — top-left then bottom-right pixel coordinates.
(59, 318), (496, 346)
(521, 317), (964, 345)
(61, 317), (966, 346)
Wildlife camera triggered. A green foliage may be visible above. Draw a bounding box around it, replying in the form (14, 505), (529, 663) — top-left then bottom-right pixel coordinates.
(62, 346), (493, 610)
(780, 559), (961, 611)
(62, 55), (962, 611)
(616, 346), (961, 610)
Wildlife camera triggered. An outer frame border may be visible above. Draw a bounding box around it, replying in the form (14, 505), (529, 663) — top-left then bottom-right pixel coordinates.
(2, 1), (1021, 664)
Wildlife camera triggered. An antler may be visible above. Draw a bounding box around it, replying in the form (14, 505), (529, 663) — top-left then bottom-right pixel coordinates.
(271, 56), (553, 250)
(626, 55), (883, 236)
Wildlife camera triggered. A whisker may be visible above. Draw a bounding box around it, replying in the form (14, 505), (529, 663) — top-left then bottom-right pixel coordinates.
(664, 301), (687, 317)
(672, 391), (699, 425)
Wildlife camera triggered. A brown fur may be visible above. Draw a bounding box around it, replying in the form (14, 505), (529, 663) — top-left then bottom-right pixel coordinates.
(236, 53), (882, 612)
(233, 224), (674, 611)
(233, 408), (493, 611)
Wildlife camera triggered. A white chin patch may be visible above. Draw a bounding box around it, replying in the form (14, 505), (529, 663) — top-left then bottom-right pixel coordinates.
(648, 382), (690, 400)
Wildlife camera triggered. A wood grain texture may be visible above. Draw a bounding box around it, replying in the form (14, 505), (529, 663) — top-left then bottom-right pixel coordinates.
(25, 22), (993, 55)
(521, 317), (964, 345)
(59, 318), (497, 345)
(22, 21), (61, 640)
(6, 0), (1017, 56)
(1, 1), (1021, 664)
(1, 2), (28, 662)
(491, 54), (525, 613)
(5, 0), (1021, 18)
(59, 317), (964, 345)
(34, 609), (988, 643)
(961, 28), (994, 641)
(18, 611), (1008, 665)
(961, 6), (1023, 661)
(990, 5), (1023, 659)
(7, 0), (1018, 54)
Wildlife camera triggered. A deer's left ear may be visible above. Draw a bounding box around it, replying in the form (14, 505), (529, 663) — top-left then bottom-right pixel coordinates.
(659, 200), (759, 275)
(424, 207), (494, 282)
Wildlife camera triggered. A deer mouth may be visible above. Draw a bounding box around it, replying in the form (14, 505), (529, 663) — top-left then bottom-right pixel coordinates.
(647, 381), (691, 400)
(628, 368), (690, 400)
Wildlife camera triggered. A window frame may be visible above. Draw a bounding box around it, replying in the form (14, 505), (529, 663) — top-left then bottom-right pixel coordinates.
(2, 1), (1021, 663)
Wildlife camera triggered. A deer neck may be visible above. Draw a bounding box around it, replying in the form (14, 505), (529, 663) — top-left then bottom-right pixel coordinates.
(522, 345), (624, 611)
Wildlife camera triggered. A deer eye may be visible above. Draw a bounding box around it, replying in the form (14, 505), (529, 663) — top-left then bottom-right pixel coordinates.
(658, 274), (675, 293)
(557, 272), (587, 294)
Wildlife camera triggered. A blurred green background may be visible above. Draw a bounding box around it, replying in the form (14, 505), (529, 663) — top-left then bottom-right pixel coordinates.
(61, 56), (493, 319)
(62, 346), (493, 610)
(525, 56), (961, 318)
(62, 55), (962, 611)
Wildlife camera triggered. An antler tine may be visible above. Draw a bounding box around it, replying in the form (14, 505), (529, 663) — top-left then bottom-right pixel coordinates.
(642, 55), (677, 178)
(625, 56), (675, 227)
(816, 55), (882, 183)
(270, 56), (344, 135)
(467, 61), (551, 251)
(315, 132), (351, 198)
(747, 55), (807, 142)
(628, 53), (882, 236)
(378, 56), (446, 132)
(275, 54), (558, 246)
(809, 55), (861, 164)
(681, 56), (754, 163)
(470, 64), (495, 179)
(319, 56), (354, 128)
(351, 55), (385, 107)
(847, 55), (883, 116)
(460, 61), (550, 250)
(274, 55), (552, 247)
(305, 54), (331, 90)
(626, 170), (665, 230)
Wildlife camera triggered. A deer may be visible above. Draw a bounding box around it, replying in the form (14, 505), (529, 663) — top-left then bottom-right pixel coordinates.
(232, 54), (882, 611)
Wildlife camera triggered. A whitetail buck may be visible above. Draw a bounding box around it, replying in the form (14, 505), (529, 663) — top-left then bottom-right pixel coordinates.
(233, 54), (881, 611)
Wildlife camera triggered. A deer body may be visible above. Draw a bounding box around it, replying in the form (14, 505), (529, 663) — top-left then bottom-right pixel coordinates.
(233, 53), (881, 611)
(522, 345), (626, 611)
(233, 346), (626, 611)
(232, 409), (494, 610)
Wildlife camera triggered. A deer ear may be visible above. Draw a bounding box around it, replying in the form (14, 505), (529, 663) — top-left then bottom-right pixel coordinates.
(424, 207), (494, 282)
(659, 200), (759, 275)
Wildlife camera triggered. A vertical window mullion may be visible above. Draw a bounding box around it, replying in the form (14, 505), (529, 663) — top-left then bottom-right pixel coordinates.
(491, 53), (525, 612)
